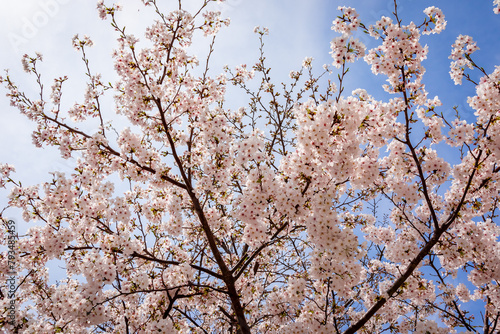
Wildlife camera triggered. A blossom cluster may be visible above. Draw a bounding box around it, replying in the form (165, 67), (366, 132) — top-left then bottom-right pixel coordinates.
(0, 163), (14, 188)
(49, 76), (68, 106)
(449, 35), (479, 85)
(21, 53), (42, 73)
(446, 119), (475, 146)
(330, 35), (366, 68)
(422, 6), (447, 35)
(332, 6), (360, 35)
(71, 34), (94, 51)
(96, 0), (122, 20)
(229, 64), (255, 84)
(253, 26), (269, 35)
(363, 19), (429, 94)
(201, 10), (230, 36)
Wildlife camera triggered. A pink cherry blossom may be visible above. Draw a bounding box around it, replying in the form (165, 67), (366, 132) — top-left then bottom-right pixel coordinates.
(1, 1), (500, 333)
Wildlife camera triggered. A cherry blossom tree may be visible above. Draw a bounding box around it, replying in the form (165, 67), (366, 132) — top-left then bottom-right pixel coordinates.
(1, 0), (500, 333)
